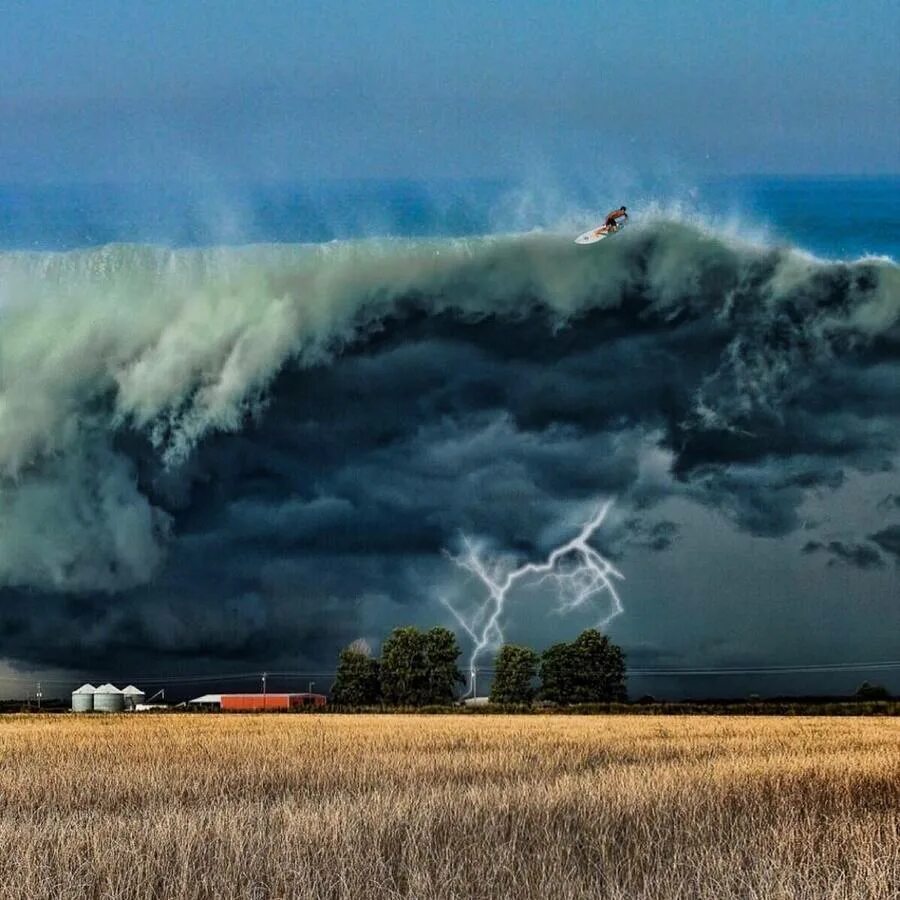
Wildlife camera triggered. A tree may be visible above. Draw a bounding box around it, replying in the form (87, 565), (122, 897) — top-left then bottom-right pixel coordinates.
(539, 629), (627, 705)
(539, 642), (578, 704)
(423, 626), (465, 705)
(331, 640), (381, 706)
(490, 644), (540, 704)
(855, 681), (891, 701)
(379, 626), (465, 706)
(380, 626), (429, 706)
(570, 628), (627, 703)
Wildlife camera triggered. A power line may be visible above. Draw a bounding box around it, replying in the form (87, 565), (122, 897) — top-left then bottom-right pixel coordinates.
(628, 661), (900, 676)
(0, 660), (899, 690)
(0, 670), (342, 687)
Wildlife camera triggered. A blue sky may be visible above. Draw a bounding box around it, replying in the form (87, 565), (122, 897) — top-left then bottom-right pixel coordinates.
(1, 1), (898, 181)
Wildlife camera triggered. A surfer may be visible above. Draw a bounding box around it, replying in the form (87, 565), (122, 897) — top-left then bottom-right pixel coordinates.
(604, 206), (628, 232)
(574, 205), (629, 244)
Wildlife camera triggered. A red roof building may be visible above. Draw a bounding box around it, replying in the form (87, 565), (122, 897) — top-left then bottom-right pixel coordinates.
(219, 693), (327, 711)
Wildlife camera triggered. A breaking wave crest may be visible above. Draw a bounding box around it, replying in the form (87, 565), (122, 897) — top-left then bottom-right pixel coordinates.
(2, 222), (895, 469)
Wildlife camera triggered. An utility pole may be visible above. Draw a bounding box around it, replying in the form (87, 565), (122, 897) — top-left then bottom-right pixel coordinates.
(261, 672), (267, 710)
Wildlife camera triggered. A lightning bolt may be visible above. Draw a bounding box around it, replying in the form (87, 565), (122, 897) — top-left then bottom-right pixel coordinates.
(441, 501), (624, 694)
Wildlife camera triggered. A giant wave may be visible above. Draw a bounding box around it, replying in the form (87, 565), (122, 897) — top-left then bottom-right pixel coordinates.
(0, 220), (897, 670)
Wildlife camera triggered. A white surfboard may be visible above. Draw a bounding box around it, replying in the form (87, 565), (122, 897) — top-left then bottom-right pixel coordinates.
(574, 222), (620, 245)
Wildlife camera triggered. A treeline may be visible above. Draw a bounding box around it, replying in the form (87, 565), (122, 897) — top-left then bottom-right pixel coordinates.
(330, 626), (626, 707)
(332, 628), (465, 707)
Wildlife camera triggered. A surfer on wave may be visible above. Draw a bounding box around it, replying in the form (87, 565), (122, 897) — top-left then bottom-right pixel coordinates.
(604, 206), (628, 232)
(574, 205), (629, 244)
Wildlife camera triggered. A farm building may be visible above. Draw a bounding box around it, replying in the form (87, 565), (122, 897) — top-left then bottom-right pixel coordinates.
(71, 684), (96, 712)
(187, 693), (327, 711)
(187, 694), (222, 709)
(121, 685), (146, 710)
(93, 683), (125, 712)
(72, 683), (152, 712)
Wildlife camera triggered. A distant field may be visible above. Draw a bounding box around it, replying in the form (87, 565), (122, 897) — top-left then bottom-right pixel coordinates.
(0, 716), (897, 900)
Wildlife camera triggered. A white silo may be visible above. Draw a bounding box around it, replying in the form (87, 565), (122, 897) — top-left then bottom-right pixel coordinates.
(93, 683), (125, 712)
(71, 684), (96, 712)
(121, 685), (146, 710)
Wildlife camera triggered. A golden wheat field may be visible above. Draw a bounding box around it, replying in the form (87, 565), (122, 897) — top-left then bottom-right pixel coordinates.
(0, 714), (897, 900)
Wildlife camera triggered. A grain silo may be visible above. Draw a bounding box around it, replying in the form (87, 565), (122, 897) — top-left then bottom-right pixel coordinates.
(71, 684), (96, 712)
(121, 685), (146, 710)
(93, 683), (125, 712)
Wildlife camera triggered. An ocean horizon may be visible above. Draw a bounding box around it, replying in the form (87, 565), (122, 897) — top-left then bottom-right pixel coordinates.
(1, 175), (897, 261)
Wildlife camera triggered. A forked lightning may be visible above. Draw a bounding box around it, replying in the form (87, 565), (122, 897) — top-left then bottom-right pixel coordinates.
(441, 501), (624, 692)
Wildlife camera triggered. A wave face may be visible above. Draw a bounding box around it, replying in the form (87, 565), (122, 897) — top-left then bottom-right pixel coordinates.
(0, 222), (898, 671)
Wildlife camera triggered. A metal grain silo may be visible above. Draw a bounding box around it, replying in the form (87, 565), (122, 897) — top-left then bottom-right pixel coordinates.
(121, 685), (146, 710)
(71, 684), (96, 712)
(93, 683), (125, 712)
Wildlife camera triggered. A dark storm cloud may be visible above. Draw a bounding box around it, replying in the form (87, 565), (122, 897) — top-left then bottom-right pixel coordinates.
(802, 540), (885, 570)
(622, 519), (680, 552)
(870, 526), (900, 563)
(0, 224), (897, 672)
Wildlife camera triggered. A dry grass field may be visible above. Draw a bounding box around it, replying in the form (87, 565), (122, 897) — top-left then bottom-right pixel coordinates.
(0, 714), (897, 900)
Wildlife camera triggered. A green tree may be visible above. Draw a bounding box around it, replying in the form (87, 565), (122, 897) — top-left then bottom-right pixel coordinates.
(490, 644), (540, 704)
(423, 626), (465, 705)
(331, 640), (381, 706)
(855, 681), (890, 701)
(380, 626), (429, 706)
(539, 641), (578, 704)
(570, 628), (627, 703)
(539, 630), (627, 704)
(379, 626), (465, 706)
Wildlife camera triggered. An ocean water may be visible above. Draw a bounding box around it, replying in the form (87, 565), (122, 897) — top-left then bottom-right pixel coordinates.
(701, 176), (899, 260)
(0, 176), (896, 259)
